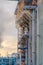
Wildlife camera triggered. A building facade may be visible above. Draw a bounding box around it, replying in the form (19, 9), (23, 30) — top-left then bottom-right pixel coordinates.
(37, 1), (43, 65)
(15, 0), (43, 65)
(15, 0), (37, 65)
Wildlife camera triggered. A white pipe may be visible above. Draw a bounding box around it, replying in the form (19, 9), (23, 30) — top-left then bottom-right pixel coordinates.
(32, 10), (36, 65)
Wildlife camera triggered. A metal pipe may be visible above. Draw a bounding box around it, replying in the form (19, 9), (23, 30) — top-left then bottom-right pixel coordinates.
(27, 38), (28, 65)
(32, 10), (36, 65)
(36, 7), (39, 65)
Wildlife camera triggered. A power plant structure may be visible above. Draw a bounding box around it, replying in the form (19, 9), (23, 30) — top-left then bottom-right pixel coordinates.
(15, 0), (37, 65)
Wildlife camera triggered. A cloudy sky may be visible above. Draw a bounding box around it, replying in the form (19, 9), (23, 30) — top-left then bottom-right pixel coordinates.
(0, 1), (18, 57)
(0, 0), (18, 1)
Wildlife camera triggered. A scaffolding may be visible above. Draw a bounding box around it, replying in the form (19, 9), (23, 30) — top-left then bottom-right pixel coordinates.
(15, 0), (37, 65)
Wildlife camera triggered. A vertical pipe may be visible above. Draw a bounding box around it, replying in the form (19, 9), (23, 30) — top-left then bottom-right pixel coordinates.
(34, 9), (37, 65)
(28, 21), (32, 65)
(32, 10), (36, 65)
(36, 7), (39, 65)
(29, 21), (32, 65)
(20, 53), (22, 65)
(27, 38), (28, 65)
(18, 27), (22, 65)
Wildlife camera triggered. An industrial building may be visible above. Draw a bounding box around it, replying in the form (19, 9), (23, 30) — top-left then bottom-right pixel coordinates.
(0, 57), (16, 65)
(15, 0), (43, 65)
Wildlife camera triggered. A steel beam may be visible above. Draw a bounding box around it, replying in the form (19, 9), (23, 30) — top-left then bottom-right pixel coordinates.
(23, 5), (37, 10)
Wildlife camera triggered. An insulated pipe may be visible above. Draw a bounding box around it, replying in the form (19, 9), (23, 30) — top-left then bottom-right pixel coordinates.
(32, 10), (36, 65)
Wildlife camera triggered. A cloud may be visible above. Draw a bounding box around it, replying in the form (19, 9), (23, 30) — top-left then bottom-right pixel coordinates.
(2, 36), (17, 48)
(0, 1), (18, 56)
(0, 0), (18, 1)
(0, 48), (17, 57)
